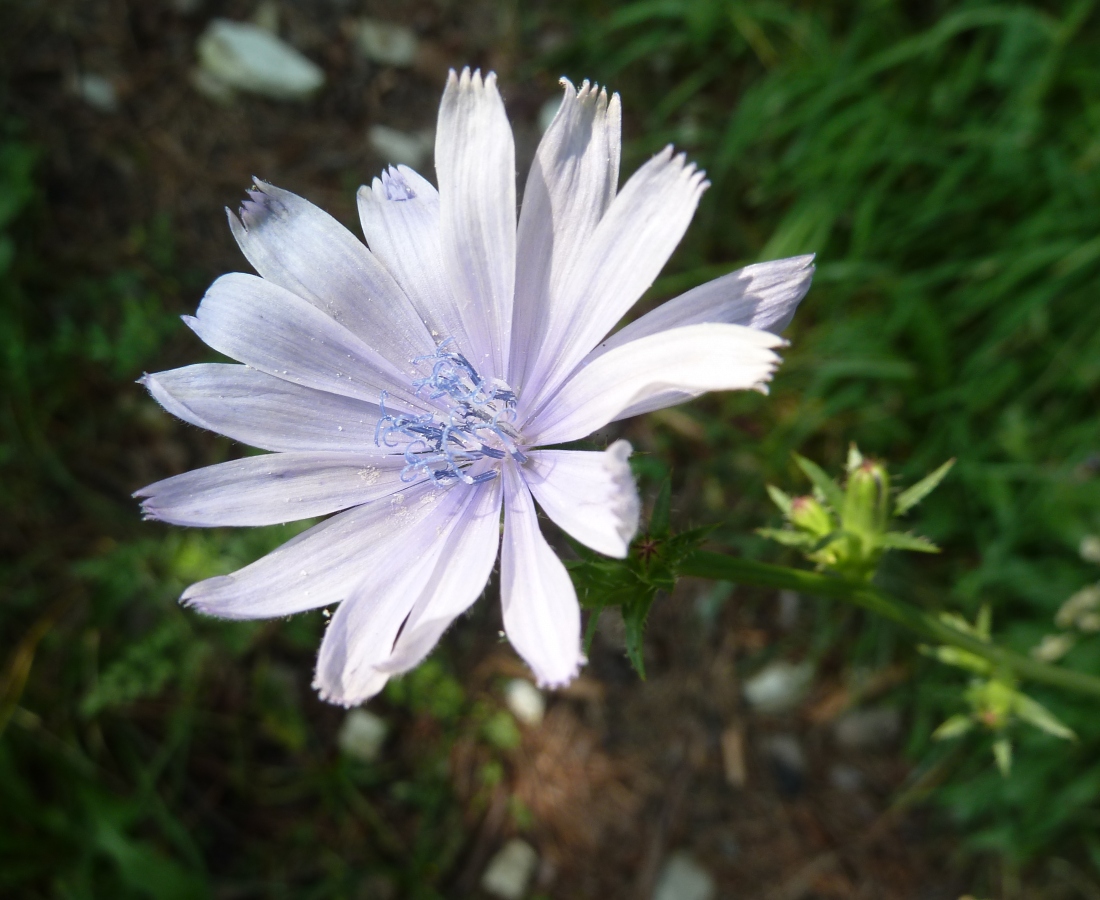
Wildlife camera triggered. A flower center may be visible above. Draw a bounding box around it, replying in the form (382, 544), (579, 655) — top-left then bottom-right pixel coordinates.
(375, 341), (526, 486)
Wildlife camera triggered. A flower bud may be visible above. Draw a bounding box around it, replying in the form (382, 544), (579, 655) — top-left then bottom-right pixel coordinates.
(789, 495), (833, 537)
(842, 460), (890, 537)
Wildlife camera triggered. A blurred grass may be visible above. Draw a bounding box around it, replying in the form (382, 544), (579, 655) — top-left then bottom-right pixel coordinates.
(3, 0), (1100, 895)
(550, 0), (1100, 876)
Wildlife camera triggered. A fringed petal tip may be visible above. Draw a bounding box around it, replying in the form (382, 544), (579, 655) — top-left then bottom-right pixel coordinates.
(226, 178), (289, 233)
(311, 680), (386, 709)
(557, 76), (618, 108)
(179, 578), (247, 620)
(446, 66), (497, 92)
(532, 653), (587, 691)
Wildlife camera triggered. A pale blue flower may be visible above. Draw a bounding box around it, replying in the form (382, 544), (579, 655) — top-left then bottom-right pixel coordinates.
(136, 70), (813, 705)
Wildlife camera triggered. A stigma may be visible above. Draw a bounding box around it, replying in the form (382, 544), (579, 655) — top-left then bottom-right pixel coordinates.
(375, 341), (526, 486)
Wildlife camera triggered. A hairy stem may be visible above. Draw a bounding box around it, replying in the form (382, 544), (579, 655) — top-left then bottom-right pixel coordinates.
(680, 550), (1100, 699)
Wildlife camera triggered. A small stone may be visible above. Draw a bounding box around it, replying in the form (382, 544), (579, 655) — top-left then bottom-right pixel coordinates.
(368, 125), (433, 169)
(355, 18), (418, 67)
(833, 706), (901, 750)
(338, 708), (387, 763)
(743, 660), (813, 714)
(481, 838), (538, 900)
(652, 852), (716, 900)
(196, 19), (324, 101)
(504, 679), (545, 727)
(76, 74), (119, 113)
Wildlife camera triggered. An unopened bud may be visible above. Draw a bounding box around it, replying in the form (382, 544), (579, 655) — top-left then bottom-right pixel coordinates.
(843, 460), (890, 536)
(789, 495), (833, 537)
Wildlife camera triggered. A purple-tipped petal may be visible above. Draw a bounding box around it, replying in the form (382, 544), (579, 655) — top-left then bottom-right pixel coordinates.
(141, 364), (385, 452)
(524, 441), (640, 559)
(435, 68), (516, 379)
(510, 79), (621, 393)
(525, 323), (784, 446)
(228, 179), (434, 368)
(357, 166), (482, 355)
(135, 451), (408, 527)
(588, 255), (815, 362)
(500, 462), (583, 688)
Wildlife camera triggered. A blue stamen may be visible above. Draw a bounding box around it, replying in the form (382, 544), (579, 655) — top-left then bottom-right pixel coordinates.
(375, 343), (525, 486)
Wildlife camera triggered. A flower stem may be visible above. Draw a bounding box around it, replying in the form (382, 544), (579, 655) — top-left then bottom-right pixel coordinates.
(680, 550), (1100, 699)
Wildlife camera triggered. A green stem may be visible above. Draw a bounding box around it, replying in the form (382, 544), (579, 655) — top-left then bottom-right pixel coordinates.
(680, 550), (1100, 699)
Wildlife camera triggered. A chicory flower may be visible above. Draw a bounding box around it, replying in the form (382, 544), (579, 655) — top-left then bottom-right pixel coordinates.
(136, 69), (813, 704)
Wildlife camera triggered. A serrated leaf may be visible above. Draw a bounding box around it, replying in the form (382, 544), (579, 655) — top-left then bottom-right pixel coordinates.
(793, 453), (845, 511)
(650, 478), (672, 538)
(622, 592), (656, 679)
(879, 531), (940, 553)
(1014, 694), (1076, 741)
(766, 484), (793, 515)
(895, 458), (955, 515)
(583, 606), (604, 656)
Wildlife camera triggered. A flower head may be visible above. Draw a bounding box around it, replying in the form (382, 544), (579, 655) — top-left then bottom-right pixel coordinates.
(136, 69), (813, 705)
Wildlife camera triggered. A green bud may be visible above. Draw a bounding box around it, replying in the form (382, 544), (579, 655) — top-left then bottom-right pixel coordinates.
(842, 459), (890, 537)
(788, 495), (834, 537)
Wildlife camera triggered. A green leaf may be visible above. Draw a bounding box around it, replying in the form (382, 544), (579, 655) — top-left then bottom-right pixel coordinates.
(583, 605), (604, 656)
(650, 478), (672, 538)
(793, 453), (845, 511)
(766, 484), (793, 515)
(1014, 694), (1077, 741)
(894, 458), (956, 515)
(932, 714), (974, 740)
(756, 527), (818, 548)
(879, 531), (940, 553)
(622, 592), (657, 680)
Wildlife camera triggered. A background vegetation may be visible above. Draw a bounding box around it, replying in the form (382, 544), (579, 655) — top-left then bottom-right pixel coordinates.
(2, 0), (1100, 897)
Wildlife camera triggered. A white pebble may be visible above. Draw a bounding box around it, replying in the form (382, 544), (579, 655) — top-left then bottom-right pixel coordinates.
(652, 852), (715, 900)
(743, 661), (813, 714)
(504, 679), (545, 727)
(355, 18), (419, 67)
(337, 709), (388, 763)
(196, 19), (324, 101)
(481, 838), (538, 900)
(76, 74), (119, 113)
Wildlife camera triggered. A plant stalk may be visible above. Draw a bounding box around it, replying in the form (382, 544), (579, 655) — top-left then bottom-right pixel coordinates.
(680, 550), (1100, 699)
